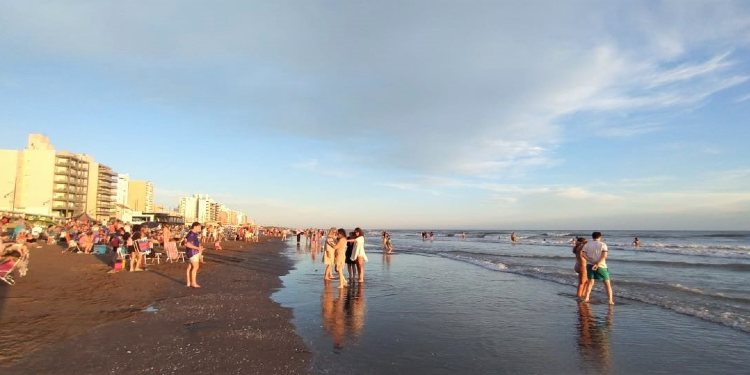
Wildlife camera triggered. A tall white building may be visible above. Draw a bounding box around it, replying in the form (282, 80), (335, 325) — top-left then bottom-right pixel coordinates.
(179, 194), (242, 224)
(116, 173), (129, 206)
(197, 195), (217, 223)
(178, 195), (199, 223)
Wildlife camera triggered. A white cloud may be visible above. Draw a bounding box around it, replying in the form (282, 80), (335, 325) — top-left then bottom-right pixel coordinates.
(595, 123), (664, 138)
(2, 1), (748, 180)
(735, 93), (750, 103)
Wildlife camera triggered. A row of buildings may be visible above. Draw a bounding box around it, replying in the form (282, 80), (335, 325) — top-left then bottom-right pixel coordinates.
(0, 134), (153, 222)
(1, 134), (251, 226)
(178, 194), (250, 226)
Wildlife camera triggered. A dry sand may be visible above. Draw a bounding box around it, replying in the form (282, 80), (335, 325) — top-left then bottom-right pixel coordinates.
(0, 239), (310, 374)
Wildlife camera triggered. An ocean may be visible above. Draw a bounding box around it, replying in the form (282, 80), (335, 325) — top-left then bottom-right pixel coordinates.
(383, 230), (750, 333)
(274, 230), (750, 374)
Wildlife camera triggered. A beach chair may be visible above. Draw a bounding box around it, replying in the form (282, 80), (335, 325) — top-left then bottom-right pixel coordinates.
(93, 244), (107, 255)
(137, 240), (161, 265)
(117, 246), (130, 264)
(66, 240), (82, 253)
(0, 253), (29, 285)
(164, 241), (182, 263)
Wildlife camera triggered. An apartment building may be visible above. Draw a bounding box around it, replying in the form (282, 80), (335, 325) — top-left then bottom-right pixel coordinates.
(128, 180), (153, 213)
(115, 173), (129, 206)
(0, 134), (118, 219)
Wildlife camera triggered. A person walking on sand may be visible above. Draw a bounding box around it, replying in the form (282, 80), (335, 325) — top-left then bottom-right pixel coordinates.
(573, 237), (588, 300)
(185, 222), (204, 288)
(583, 232), (614, 305)
(348, 228), (368, 283)
(334, 228), (349, 288)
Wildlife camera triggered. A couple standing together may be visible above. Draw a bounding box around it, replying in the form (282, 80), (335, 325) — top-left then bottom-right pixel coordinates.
(574, 231), (615, 305)
(324, 227), (367, 288)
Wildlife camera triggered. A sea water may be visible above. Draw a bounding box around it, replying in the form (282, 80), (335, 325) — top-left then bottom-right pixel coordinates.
(384, 230), (750, 333)
(275, 230), (750, 374)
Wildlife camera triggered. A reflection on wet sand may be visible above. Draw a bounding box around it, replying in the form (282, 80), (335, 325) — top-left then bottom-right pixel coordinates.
(321, 282), (366, 350)
(577, 302), (613, 373)
(382, 252), (392, 270)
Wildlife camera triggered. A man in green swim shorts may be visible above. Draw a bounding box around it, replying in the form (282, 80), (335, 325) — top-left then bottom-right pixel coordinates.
(582, 231), (614, 305)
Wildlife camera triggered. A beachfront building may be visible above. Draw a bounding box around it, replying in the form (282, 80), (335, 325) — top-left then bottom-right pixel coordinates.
(178, 195), (199, 223)
(115, 173), (129, 206)
(0, 134), (118, 219)
(81, 155), (117, 220)
(217, 205), (250, 225)
(178, 194), (248, 225)
(0, 134), (121, 219)
(197, 195), (217, 223)
(128, 180), (153, 213)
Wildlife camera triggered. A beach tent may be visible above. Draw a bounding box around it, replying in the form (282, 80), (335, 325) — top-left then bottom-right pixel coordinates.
(72, 212), (95, 223)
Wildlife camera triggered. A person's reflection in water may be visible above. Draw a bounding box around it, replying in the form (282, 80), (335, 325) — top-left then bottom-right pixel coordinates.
(321, 282), (366, 351)
(382, 251), (392, 270)
(577, 302), (613, 374)
(346, 282), (366, 339)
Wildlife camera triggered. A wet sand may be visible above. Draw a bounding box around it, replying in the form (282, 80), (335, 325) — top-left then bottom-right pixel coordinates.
(0, 239), (310, 374)
(275, 245), (750, 374)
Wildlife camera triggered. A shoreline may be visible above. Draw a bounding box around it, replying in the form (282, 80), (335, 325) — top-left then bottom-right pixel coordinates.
(274, 243), (750, 374)
(1, 239), (310, 374)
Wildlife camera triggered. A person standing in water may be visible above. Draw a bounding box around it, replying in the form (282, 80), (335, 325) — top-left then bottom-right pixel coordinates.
(583, 232), (614, 305)
(511, 232), (518, 243)
(345, 231), (357, 280)
(384, 233), (393, 254)
(324, 228), (337, 281)
(348, 228), (368, 283)
(334, 228), (349, 288)
(632, 237), (641, 248)
(573, 237), (588, 300)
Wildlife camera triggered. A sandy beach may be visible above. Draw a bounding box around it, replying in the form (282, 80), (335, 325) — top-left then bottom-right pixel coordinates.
(0, 239), (310, 374)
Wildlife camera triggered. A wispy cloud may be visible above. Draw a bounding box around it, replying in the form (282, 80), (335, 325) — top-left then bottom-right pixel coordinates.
(595, 123), (663, 138)
(2, 2), (746, 180)
(291, 159), (348, 178)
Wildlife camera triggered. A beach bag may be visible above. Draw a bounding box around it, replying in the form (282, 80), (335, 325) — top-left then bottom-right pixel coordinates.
(113, 260), (123, 271)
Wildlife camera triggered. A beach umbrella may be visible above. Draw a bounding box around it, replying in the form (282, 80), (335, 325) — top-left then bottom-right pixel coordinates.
(72, 212), (94, 223)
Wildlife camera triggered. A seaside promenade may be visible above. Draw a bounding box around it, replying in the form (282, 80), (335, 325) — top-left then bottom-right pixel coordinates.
(0, 239), (309, 374)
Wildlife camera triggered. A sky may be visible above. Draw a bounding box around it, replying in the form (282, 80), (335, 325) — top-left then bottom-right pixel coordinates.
(1, 1), (749, 230)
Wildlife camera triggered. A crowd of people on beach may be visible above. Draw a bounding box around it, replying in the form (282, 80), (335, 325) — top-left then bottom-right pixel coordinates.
(0, 214), (282, 288)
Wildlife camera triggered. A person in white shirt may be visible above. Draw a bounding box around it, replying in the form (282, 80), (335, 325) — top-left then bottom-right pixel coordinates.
(582, 231), (614, 305)
(348, 227), (368, 283)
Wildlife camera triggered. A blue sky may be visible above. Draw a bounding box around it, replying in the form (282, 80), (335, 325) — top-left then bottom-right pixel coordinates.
(1, 1), (749, 229)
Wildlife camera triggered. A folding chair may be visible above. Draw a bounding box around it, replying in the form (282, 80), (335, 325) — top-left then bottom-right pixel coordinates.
(164, 241), (182, 263)
(0, 253), (28, 285)
(117, 246), (130, 264)
(66, 240), (82, 253)
(136, 240), (161, 265)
